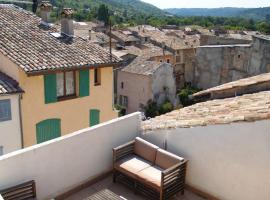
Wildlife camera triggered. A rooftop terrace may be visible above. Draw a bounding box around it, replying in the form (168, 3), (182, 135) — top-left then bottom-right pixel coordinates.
(64, 175), (205, 200)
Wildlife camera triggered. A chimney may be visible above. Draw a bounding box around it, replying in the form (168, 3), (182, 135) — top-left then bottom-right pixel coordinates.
(89, 30), (97, 41)
(39, 1), (52, 23)
(61, 8), (74, 36)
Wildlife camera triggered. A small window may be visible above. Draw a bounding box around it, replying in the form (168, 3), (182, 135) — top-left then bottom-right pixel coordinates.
(57, 71), (76, 99)
(119, 95), (128, 107)
(160, 60), (163, 63)
(238, 54), (241, 59)
(0, 146), (3, 156)
(94, 68), (101, 86)
(167, 59), (170, 63)
(176, 56), (181, 63)
(121, 82), (124, 89)
(0, 99), (11, 122)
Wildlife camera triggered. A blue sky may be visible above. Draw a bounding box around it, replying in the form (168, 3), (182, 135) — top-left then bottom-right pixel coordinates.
(142, 0), (270, 9)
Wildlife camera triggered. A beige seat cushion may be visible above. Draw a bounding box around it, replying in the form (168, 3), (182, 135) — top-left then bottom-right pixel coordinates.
(155, 148), (184, 169)
(134, 137), (159, 163)
(114, 155), (152, 179)
(136, 166), (163, 191)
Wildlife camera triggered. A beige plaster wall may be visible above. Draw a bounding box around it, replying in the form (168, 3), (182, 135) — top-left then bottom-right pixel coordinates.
(0, 54), (20, 81)
(19, 67), (117, 147)
(117, 71), (152, 114)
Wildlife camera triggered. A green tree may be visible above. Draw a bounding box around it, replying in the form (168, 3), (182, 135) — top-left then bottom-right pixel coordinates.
(97, 4), (110, 25)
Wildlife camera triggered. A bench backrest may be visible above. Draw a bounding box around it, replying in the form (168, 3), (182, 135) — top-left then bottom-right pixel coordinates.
(0, 180), (36, 200)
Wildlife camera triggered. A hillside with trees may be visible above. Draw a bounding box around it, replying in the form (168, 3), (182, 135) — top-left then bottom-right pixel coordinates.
(164, 7), (270, 21)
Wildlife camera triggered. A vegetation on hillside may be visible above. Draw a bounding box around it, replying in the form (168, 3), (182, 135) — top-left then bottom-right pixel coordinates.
(164, 7), (270, 21)
(50, 0), (270, 34)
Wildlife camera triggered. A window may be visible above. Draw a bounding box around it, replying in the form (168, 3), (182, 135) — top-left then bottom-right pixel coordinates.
(167, 59), (170, 63)
(121, 82), (124, 89)
(0, 99), (11, 122)
(56, 71), (75, 99)
(0, 146), (3, 156)
(160, 60), (163, 63)
(238, 54), (241, 59)
(176, 56), (181, 63)
(119, 95), (128, 107)
(94, 68), (101, 86)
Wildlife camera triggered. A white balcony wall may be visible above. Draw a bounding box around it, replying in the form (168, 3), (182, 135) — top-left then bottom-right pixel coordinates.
(0, 112), (141, 200)
(143, 120), (270, 200)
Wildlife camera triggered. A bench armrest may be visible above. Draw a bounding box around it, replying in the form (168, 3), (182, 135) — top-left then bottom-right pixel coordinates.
(161, 160), (188, 189)
(113, 140), (135, 163)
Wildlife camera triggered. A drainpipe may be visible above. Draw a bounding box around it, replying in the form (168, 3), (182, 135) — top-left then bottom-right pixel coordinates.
(18, 94), (24, 148)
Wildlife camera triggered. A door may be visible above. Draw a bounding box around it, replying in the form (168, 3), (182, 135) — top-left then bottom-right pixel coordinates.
(36, 119), (61, 144)
(89, 109), (100, 126)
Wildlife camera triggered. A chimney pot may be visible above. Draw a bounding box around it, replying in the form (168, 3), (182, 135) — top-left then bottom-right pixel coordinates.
(39, 1), (52, 23)
(61, 8), (74, 36)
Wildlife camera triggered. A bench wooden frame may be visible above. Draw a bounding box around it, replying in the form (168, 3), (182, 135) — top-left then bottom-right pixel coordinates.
(0, 180), (36, 200)
(113, 140), (187, 200)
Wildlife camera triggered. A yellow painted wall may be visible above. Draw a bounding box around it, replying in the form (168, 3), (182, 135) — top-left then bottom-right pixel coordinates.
(19, 67), (117, 147)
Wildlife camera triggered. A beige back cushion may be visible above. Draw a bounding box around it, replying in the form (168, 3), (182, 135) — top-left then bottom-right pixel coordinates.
(134, 137), (159, 163)
(155, 148), (184, 169)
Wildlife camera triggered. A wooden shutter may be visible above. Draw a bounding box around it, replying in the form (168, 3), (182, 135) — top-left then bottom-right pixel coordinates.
(90, 109), (100, 126)
(36, 119), (61, 144)
(44, 74), (57, 104)
(79, 70), (90, 97)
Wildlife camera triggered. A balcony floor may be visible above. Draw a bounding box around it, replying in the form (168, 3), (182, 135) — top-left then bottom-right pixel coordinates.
(64, 175), (206, 200)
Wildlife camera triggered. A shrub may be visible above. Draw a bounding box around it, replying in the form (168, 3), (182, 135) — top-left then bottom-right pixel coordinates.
(114, 104), (126, 117)
(178, 86), (200, 107)
(159, 101), (173, 115)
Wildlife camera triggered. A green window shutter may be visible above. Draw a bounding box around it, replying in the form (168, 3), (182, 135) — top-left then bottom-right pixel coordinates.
(36, 119), (61, 144)
(44, 74), (57, 104)
(90, 109), (100, 126)
(79, 70), (90, 97)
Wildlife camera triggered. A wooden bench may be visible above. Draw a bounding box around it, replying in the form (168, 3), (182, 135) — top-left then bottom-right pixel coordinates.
(0, 180), (36, 200)
(113, 137), (187, 200)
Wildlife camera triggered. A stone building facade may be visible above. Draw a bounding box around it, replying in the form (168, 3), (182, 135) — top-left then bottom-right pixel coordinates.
(194, 35), (270, 89)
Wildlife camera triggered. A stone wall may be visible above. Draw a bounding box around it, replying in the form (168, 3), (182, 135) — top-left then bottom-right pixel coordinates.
(152, 63), (178, 106)
(195, 36), (270, 89)
(200, 34), (252, 46)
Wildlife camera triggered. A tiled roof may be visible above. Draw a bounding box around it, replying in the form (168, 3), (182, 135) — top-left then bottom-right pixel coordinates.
(0, 72), (23, 95)
(192, 73), (270, 102)
(0, 5), (121, 74)
(129, 26), (200, 50)
(119, 43), (173, 75)
(111, 30), (140, 43)
(121, 57), (166, 76)
(142, 91), (270, 131)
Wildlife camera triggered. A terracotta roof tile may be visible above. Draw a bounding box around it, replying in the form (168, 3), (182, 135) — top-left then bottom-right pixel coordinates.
(0, 5), (121, 74)
(142, 91), (270, 131)
(192, 73), (270, 102)
(0, 72), (23, 95)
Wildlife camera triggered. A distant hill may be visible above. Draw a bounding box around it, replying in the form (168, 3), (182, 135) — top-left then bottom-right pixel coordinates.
(164, 7), (270, 20)
(52, 0), (165, 17)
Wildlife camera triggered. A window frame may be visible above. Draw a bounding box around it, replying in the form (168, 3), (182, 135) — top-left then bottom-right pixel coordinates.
(94, 68), (101, 86)
(56, 71), (76, 101)
(0, 99), (12, 122)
